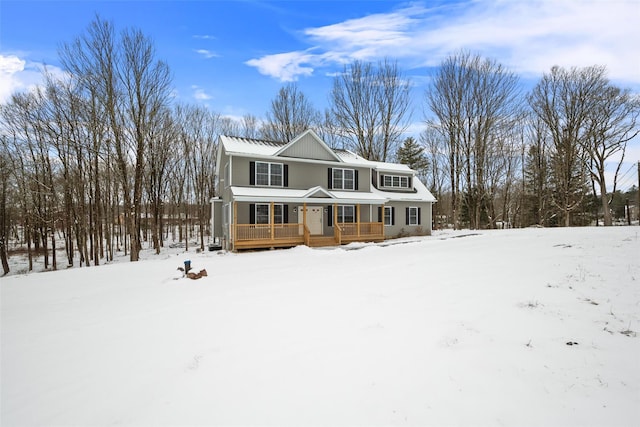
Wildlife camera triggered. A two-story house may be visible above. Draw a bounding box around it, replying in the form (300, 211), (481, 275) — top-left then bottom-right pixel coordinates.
(211, 130), (436, 251)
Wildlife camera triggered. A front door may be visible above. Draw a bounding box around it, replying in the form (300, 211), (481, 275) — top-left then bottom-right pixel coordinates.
(299, 206), (323, 235)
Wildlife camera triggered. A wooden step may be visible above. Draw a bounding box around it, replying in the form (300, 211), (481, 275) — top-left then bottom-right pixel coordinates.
(307, 236), (338, 248)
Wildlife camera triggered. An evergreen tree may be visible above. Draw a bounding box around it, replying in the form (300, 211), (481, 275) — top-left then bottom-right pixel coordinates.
(396, 137), (428, 173)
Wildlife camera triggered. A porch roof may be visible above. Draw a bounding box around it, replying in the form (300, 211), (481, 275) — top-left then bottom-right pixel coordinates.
(230, 186), (388, 205)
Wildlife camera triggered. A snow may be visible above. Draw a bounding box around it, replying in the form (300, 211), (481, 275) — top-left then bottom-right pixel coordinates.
(1, 227), (639, 426)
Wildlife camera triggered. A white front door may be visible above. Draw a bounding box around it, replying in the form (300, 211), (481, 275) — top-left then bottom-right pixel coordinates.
(299, 206), (323, 235)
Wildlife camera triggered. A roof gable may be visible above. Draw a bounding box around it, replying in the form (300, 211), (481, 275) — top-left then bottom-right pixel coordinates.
(303, 186), (334, 199)
(275, 130), (342, 162)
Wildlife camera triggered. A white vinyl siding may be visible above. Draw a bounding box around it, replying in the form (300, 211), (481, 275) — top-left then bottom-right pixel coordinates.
(224, 162), (230, 188)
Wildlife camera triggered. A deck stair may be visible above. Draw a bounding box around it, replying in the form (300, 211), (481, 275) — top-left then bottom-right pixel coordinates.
(307, 236), (338, 248)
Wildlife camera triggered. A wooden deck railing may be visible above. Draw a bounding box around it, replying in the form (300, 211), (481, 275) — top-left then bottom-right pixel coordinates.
(235, 223), (303, 240)
(234, 224), (304, 249)
(337, 222), (384, 241)
(233, 221), (384, 250)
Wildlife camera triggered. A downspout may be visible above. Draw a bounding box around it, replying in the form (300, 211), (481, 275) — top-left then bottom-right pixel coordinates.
(210, 197), (214, 245)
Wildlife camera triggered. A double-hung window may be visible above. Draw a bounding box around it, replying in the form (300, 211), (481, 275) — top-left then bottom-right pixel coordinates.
(254, 162), (283, 187)
(255, 204), (270, 224)
(254, 204), (284, 225)
(384, 206), (394, 226)
(332, 168), (355, 190)
(337, 205), (355, 223)
(407, 207), (420, 226)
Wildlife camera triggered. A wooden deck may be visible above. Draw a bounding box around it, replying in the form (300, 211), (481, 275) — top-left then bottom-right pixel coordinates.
(233, 224), (304, 250)
(232, 222), (384, 251)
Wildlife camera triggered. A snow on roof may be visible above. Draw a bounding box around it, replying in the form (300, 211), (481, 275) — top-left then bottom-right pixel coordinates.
(372, 178), (437, 203)
(231, 186), (388, 204)
(220, 133), (416, 174)
(368, 160), (413, 173)
(220, 135), (285, 157)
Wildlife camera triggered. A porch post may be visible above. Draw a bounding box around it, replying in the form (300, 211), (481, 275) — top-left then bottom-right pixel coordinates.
(270, 201), (275, 241)
(303, 202), (307, 231)
(357, 204), (361, 237)
(232, 201), (237, 251)
(334, 203), (340, 245)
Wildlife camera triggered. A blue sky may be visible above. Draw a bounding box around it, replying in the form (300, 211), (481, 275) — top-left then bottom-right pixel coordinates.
(1, 0), (639, 189)
(2, 0), (639, 114)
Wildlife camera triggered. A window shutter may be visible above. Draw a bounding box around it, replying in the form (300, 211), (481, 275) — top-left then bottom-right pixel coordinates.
(408, 176), (413, 189)
(406, 207), (410, 225)
(378, 206), (382, 222)
(283, 205), (289, 223)
(327, 205), (333, 226)
(249, 162), (255, 185)
(284, 165), (289, 187)
(249, 204), (255, 224)
(391, 207), (395, 225)
(380, 175), (385, 187)
(328, 168), (333, 189)
(354, 170), (359, 190)
(418, 207), (421, 225)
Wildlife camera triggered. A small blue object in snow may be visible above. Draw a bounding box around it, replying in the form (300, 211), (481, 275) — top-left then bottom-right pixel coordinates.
(184, 260), (191, 273)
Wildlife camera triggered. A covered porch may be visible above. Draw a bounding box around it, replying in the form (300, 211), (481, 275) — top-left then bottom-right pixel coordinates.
(229, 186), (386, 251)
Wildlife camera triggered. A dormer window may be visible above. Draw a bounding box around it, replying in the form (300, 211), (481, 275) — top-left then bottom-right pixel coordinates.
(381, 174), (410, 189)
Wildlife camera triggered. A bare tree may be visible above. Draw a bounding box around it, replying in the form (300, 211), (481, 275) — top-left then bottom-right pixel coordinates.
(420, 128), (448, 227)
(60, 17), (172, 261)
(330, 59), (411, 161)
(522, 117), (553, 226)
(121, 28), (172, 259)
(583, 85), (639, 225)
(40, 70), (86, 267)
(315, 109), (347, 150)
(529, 65), (608, 226)
(426, 51), (522, 229)
(0, 151), (11, 275)
(173, 104), (219, 251)
(0, 101), (35, 271)
(262, 82), (319, 142)
(240, 114), (262, 139)
(145, 108), (177, 253)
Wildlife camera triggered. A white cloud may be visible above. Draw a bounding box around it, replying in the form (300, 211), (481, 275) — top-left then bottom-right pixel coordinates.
(193, 35), (217, 40)
(0, 54), (28, 103)
(304, 5), (421, 59)
(195, 49), (218, 59)
(0, 54), (70, 104)
(245, 50), (316, 81)
(245, 0), (640, 86)
(191, 85), (212, 101)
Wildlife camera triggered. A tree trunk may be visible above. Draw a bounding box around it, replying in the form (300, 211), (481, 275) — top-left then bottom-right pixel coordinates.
(0, 239), (8, 276)
(599, 179), (612, 226)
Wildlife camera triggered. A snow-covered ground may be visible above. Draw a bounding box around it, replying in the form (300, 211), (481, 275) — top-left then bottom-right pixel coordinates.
(1, 227), (639, 426)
